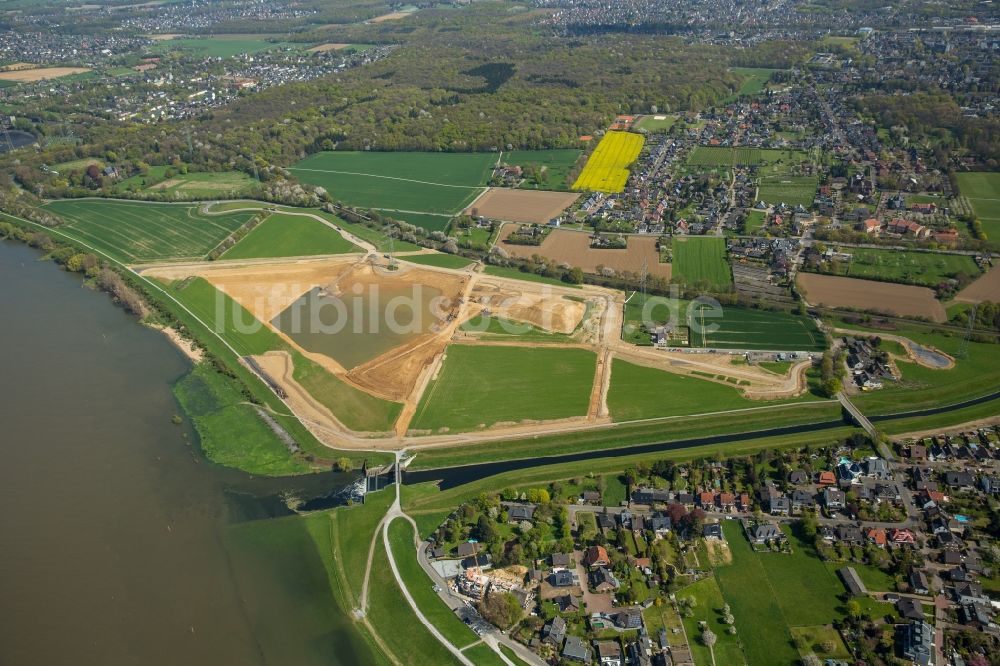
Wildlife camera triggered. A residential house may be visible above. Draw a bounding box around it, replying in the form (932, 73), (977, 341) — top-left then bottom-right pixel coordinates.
(633, 488), (671, 504)
(788, 470), (809, 485)
(791, 489), (816, 513)
(549, 570), (579, 588)
(703, 523), (724, 540)
(901, 620), (934, 666)
(751, 523), (785, 545)
(563, 635), (592, 663)
(615, 608), (643, 630)
(768, 496), (791, 516)
(507, 504), (536, 524)
(897, 598), (924, 621)
(649, 513), (672, 537)
(552, 552), (572, 569)
(836, 526), (865, 545)
(583, 546), (610, 568)
(910, 570), (930, 595)
(554, 594), (580, 614)
(823, 487), (846, 510)
(945, 471), (975, 489)
(456, 542), (478, 558)
(596, 640), (622, 666)
(817, 470), (837, 486)
(543, 616), (567, 646)
(590, 567), (620, 593)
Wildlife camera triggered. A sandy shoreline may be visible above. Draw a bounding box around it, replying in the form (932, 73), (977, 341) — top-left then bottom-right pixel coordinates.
(149, 324), (204, 363)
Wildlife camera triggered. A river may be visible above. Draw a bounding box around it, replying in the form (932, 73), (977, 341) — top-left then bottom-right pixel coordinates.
(0, 241), (375, 665)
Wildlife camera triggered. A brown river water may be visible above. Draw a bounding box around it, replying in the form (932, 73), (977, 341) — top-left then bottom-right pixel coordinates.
(0, 241), (375, 665)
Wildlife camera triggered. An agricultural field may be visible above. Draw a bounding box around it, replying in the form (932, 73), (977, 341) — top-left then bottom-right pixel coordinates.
(400, 252), (475, 270)
(815, 247), (981, 287)
(607, 359), (784, 421)
(571, 131), (644, 193)
(410, 345), (596, 433)
(502, 149), (582, 190)
(289, 151), (495, 223)
(115, 168), (256, 198)
(497, 226), (670, 278)
(671, 237), (732, 291)
(0, 66), (90, 82)
(797, 273), (946, 322)
(956, 172), (1000, 240)
(42, 199), (253, 263)
(687, 147), (806, 169)
(689, 302), (827, 351)
(221, 213), (360, 260)
(466, 188), (579, 224)
(757, 175), (820, 209)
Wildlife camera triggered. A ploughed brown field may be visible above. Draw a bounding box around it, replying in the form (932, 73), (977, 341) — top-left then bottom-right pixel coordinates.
(467, 188), (579, 224)
(497, 226), (671, 278)
(0, 67), (91, 81)
(953, 266), (1000, 304)
(797, 273), (946, 322)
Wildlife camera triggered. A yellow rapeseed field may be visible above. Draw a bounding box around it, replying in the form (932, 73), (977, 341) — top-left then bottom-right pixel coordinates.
(572, 131), (644, 193)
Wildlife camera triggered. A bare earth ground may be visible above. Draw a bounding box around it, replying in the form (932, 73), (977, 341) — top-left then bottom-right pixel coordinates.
(465, 188), (580, 224)
(144, 250), (818, 450)
(497, 225), (671, 279)
(307, 43), (351, 52)
(796, 273), (946, 322)
(953, 265), (1000, 304)
(144, 33), (183, 40)
(149, 178), (183, 190)
(470, 278), (588, 333)
(0, 67), (91, 81)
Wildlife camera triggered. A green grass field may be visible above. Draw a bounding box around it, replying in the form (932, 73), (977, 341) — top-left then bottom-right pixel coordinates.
(819, 247), (981, 287)
(745, 209), (767, 234)
(672, 237), (733, 291)
(326, 492), (395, 608)
(400, 252), (475, 270)
(367, 537), (463, 665)
(387, 519), (479, 649)
(174, 363), (309, 475)
(289, 151), (495, 221)
(606, 359), (822, 422)
(715, 522), (844, 666)
(221, 212), (359, 259)
(690, 302), (826, 351)
(633, 114), (679, 133)
(114, 168), (256, 198)
(676, 576), (747, 666)
(956, 172), (1000, 240)
(502, 149), (582, 190)
(291, 352), (402, 433)
(42, 199), (252, 263)
(168, 277), (281, 355)
(730, 67), (778, 97)
(758, 175), (819, 209)
(411, 345), (596, 433)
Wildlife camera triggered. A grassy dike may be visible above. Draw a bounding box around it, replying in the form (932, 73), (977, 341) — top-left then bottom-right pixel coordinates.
(407, 401), (845, 470)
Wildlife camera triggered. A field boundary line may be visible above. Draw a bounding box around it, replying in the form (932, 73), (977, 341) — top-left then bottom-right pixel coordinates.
(288, 167), (484, 190)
